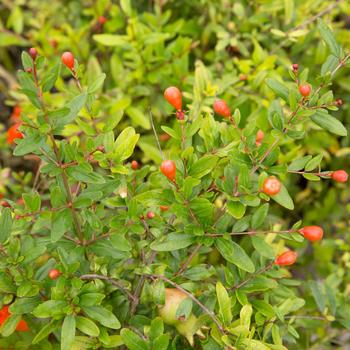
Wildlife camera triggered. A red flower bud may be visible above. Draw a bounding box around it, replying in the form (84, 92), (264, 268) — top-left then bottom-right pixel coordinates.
(164, 87), (182, 110)
(299, 83), (311, 97)
(331, 170), (348, 183)
(292, 63), (298, 71)
(61, 51), (75, 69)
(275, 250), (297, 266)
(213, 99), (231, 118)
(160, 160), (176, 181)
(98, 16), (107, 25)
(255, 129), (264, 146)
(299, 226), (323, 242)
(160, 205), (169, 212)
(29, 47), (38, 60)
(131, 160), (139, 170)
(7, 123), (24, 144)
(48, 268), (61, 280)
(147, 211), (155, 219)
(262, 176), (281, 196)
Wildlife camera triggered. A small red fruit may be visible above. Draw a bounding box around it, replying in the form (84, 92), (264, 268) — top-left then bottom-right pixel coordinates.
(49, 39), (58, 49)
(16, 319), (29, 331)
(29, 47), (38, 60)
(160, 160), (176, 181)
(255, 129), (264, 146)
(335, 98), (343, 106)
(275, 250), (297, 266)
(48, 268), (61, 280)
(159, 133), (170, 142)
(331, 170), (348, 183)
(160, 205), (169, 212)
(262, 176), (281, 196)
(61, 51), (75, 69)
(7, 123), (24, 144)
(176, 110), (185, 120)
(239, 74), (247, 81)
(299, 84), (311, 97)
(299, 226), (323, 242)
(147, 211), (155, 219)
(213, 99), (231, 118)
(98, 16), (107, 25)
(17, 198), (25, 206)
(164, 87), (182, 110)
(1, 201), (11, 208)
(131, 160), (139, 170)
(292, 63), (298, 71)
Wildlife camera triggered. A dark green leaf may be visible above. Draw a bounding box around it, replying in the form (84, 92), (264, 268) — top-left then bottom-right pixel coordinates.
(215, 237), (255, 273)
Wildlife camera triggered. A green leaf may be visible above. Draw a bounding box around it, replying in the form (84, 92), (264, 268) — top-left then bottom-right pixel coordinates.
(67, 167), (106, 184)
(61, 315), (76, 350)
(321, 55), (339, 76)
(271, 184), (294, 210)
(310, 110), (347, 136)
(61, 92), (87, 124)
(0, 272), (16, 293)
(266, 78), (289, 101)
(251, 300), (275, 318)
(215, 237), (255, 273)
(113, 127), (140, 161)
(288, 156), (312, 171)
(23, 192), (41, 212)
(32, 320), (59, 344)
(216, 282), (232, 326)
(251, 204), (269, 229)
(161, 126), (180, 140)
(175, 298), (192, 321)
(93, 34), (130, 47)
(305, 154), (323, 171)
(309, 281), (326, 313)
(0, 208), (12, 243)
(251, 236), (274, 258)
(226, 201), (246, 219)
(317, 19), (342, 57)
(0, 314), (22, 337)
(33, 300), (68, 318)
(88, 73), (106, 93)
(42, 61), (61, 92)
(189, 155), (218, 178)
(83, 306), (121, 329)
(153, 334), (170, 350)
(14, 134), (46, 156)
(76, 316), (100, 337)
(240, 304), (252, 328)
(21, 51), (33, 70)
(120, 328), (149, 350)
(126, 106), (150, 129)
(149, 317), (164, 341)
(150, 233), (195, 251)
(51, 209), (72, 242)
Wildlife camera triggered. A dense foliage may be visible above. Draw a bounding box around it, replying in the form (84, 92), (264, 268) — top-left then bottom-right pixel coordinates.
(0, 1), (349, 349)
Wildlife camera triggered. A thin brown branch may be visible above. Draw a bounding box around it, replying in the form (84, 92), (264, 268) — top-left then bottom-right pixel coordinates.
(146, 274), (225, 334)
(175, 244), (202, 276)
(80, 274), (136, 302)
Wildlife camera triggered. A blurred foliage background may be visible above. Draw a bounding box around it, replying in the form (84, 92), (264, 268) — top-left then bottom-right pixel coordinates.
(0, 0), (350, 349)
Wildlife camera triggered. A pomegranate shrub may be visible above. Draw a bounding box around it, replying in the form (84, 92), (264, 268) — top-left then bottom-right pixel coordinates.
(0, 17), (349, 350)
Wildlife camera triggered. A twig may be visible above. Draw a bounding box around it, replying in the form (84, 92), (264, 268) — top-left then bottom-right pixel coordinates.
(206, 229), (293, 237)
(271, 1), (343, 54)
(130, 214), (176, 314)
(148, 107), (164, 160)
(146, 274), (225, 334)
(80, 274), (136, 302)
(175, 244), (202, 276)
(230, 262), (274, 291)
